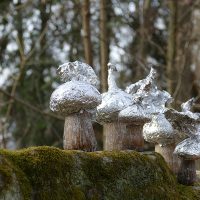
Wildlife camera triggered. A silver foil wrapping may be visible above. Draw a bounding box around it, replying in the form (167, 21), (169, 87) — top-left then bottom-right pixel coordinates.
(57, 61), (100, 88)
(96, 89), (132, 123)
(50, 81), (101, 116)
(125, 67), (157, 95)
(143, 113), (175, 145)
(96, 65), (132, 123)
(119, 104), (151, 125)
(181, 98), (200, 120)
(174, 135), (200, 160)
(126, 67), (172, 115)
(164, 109), (198, 138)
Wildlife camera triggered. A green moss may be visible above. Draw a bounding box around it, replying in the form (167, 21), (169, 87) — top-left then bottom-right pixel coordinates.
(0, 146), (199, 200)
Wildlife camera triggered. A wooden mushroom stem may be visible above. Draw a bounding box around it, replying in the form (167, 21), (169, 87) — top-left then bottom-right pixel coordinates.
(103, 122), (126, 150)
(126, 124), (144, 151)
(63, 110), (97, 151)
(155, 143), (180, 174)
(177, 158), (196, 186)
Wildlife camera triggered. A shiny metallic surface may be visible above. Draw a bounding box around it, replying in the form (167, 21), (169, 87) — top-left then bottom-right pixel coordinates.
(120, 67), (172, 125)
(174, 135), (200, 160)
(126, 67), (172, 115)
(96, 64), (132, 123)
(96, 89), (132, 123)
(125, 67), (157, 95)
(50, 81), (101, 116)
(119, 104), (151, 125)
(164, 109), (198, 138)
(57, 61), (100, 88)
(181, 98), (200, 120)
(143, 113), (175, 145)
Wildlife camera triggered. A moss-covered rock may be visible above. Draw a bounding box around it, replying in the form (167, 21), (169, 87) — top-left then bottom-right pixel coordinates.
(0, 146), (199, 200)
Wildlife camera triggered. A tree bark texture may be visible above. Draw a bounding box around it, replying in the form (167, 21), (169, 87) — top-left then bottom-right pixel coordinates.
(82, 0), (93, 66)
(63, 111), (97, 151)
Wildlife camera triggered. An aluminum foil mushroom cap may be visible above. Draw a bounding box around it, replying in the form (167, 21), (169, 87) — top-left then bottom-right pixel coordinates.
(126, 67), (173, 115)
(96, 63), (132, 123)
(143, 113), (175, 145)
(174, 134), (200, 160)
(164, 108), (198, 138)
(57, 61), (99, 88)
(119, 104), (151, 125)
(50, 81), (101, 116)
(181, 98), (200, 120)
(96, 89), (132, 123)
(125, 67), (158, 95)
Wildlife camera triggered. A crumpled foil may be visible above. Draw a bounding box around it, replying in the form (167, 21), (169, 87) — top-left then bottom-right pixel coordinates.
(181, 98), (200, 120)
(50, 81), (102, 116)
(96, 89), (132, 123)
(119, 104), (151, 125)
(96, 64), (132, 123)
(126, 67), (158, 95)
(164, 108), (198, 138)
(174, 134), (200, 160)
(126, 67), (172, 115)
(143, 113), (175, 145)
(57, 61), (100, 88)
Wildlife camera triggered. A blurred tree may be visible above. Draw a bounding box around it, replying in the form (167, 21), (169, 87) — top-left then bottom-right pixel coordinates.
(100, 0), (110, 92)
(82, 0), (93, 66)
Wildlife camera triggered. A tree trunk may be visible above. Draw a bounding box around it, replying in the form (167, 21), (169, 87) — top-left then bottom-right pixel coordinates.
(155, 143), (180, 173)
(166, 0), (178, 100)
(126, 124), (144, 151)
(100, 0), (109, 92)
(177, 158), (196, 186)
(167, 1), (193, 108)
(136, 0), (151, 79)
(64, 110), (97, 151)
(103, 122), (126, 150)
(82, 0), (93, 66)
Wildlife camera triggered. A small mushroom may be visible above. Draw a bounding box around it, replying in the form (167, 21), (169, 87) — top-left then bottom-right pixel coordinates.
(119, 102), (151, 151)
(174, 134), (200, 185)
(143, 113), (179, 172)
(50, 62), (101, 151)
(96, 63), (132, 150)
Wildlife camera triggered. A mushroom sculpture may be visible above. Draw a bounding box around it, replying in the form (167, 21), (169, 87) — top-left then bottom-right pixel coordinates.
(96, 63), (132, 150)
(119, 67), (172, 151)
(164, 98), (200, 185)
(118, 99), (151, 151)
(50, 61), (101, 151)
(143, 113), (179, 172)
(174, 134), (200, 185)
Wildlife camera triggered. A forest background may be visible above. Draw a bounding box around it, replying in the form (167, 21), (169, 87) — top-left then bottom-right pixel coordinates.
(0, 0), (199, 150)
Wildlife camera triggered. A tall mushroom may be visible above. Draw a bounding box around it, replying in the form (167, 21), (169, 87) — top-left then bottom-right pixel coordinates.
(164, 98), (200, 184)
(50, 61), (101, 151)
(96, 63), (132, 150)
(174, 134), (200, 185)
(143, 113), (179, 172)
(120, 67), (172, 151)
